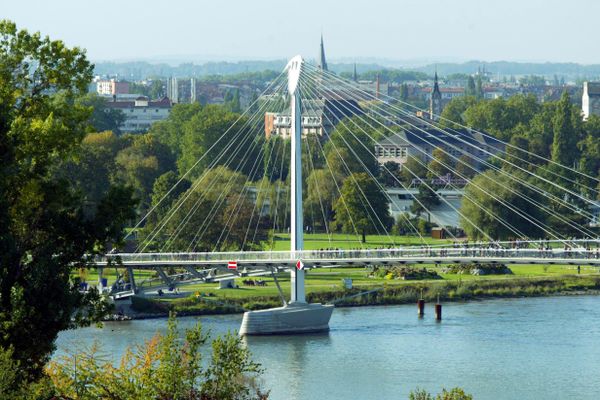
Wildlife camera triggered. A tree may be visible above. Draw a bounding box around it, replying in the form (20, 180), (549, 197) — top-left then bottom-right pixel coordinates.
(455, 154), (477, 179)
(476, 75), (484, 99)
(400, 156), (428, 185)
(378, 161), (402, 187)
(56, 131), (125, 207)
(263, 136), (290, 182)
(177, 105), (256, 180)
(304, 169), (340, 230)
(551, 91), (578, 166)
(47, 315), (268, 400)
(427, 147), (454, 178)
(409, 387), (473, 400)
(76, 93), (125, 134)
(411, 184), (441, 220)
(114, 134), (176, 210)
(460, 170), (545, 240)
(150, 102), (203, 155)
(439, 96), (477, 129)
(465, 76), (477, 97)
(333, 173), (392, 242)
(324, 116), (382, 177)
(0, 20), (136, 381)
(147, 167), (267, 252)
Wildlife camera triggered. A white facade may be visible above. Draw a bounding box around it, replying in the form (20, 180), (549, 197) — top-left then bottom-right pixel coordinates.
(582, 82), (600, 120)
(105, 97), (172, 133)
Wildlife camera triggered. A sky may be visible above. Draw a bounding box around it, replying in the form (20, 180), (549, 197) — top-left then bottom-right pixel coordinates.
(3, 0), (600, 65)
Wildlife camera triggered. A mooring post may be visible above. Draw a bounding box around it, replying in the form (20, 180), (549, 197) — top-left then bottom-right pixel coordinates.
(435, 294), (442, 321)
(417, 288), (425, 317)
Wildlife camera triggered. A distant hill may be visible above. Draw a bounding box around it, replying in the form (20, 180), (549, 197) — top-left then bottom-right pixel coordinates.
(92, 59), (600, 81)
(413, 61), (600, 79)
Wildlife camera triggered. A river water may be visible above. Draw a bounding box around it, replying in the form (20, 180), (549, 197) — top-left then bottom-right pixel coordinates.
(56, 296), (600, 399)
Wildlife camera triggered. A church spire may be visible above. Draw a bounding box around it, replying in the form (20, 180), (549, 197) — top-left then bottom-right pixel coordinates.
(433, 68), (440, 94)
(319, 34), (328, 71)
(430, 68), (442, 121)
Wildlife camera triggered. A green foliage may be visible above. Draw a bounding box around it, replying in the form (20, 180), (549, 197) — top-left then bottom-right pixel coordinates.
(76, 93), (126, 134)
(411, 185), (441, 218)
(439, 96), (477, 128)
(324, 116), (382, 177)
(304, 169), (339, 230)
(0, 20), (137, 382)
(263, 136), (289, 182)
(142, 167), (267, 252)
(178, 105), (259, 180)
(551, 91), (579, 166)
(409, 387), (473, 400)
(47, 315), (268, 400)
(378, 161), (402, 187)
(333, 173), (392, 242)
(427, 147), (454, 178)
(460, 170), (544, 239)
(400, 156), (428, 184)
(114, 134), (176, 210)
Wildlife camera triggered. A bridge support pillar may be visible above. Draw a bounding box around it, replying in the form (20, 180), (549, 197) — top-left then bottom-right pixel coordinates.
(290, 268), (305, 303)
(127, 266), (137, 293)
(289, 61), (306, 304)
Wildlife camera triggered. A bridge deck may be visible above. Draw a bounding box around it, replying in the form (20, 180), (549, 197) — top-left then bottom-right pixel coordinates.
(96, 248), (600, 269)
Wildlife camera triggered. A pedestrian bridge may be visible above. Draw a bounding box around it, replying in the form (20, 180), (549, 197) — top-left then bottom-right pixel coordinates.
(97, 242), (600, 271)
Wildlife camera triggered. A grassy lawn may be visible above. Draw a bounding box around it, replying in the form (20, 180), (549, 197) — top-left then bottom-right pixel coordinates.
(153, 263), (600, 304)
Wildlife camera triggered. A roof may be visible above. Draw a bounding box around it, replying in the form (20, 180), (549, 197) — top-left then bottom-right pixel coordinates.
(376, 127), (503, 149)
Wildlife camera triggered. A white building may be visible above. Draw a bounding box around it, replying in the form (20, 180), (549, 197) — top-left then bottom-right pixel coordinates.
(105, 96), (172, 133)
(582, 82), (600, 120)
(96, 79), (129, 96)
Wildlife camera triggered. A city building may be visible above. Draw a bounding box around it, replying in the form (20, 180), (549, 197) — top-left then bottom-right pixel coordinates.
(96, 79), (129, 96)
(374, 127), (504, 170)
(582, 82), (600, 120)
(264, 97), (363, 139)
(264, 35), (363, 139)
(105, 96), (172, 133)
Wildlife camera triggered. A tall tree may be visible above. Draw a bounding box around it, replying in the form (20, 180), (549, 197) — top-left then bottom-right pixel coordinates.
(0, 20), (136, 381)
(460, 170), (544, 240)
(333, 173), (392, 242)
(551, 91), (578, 167)
(465, 76), (477, 97)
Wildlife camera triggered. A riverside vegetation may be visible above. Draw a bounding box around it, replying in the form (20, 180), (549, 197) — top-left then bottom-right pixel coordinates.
(127, 266), (600, 316)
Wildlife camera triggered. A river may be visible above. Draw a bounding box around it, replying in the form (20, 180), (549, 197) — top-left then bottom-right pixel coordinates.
(56, 295), (600, 399)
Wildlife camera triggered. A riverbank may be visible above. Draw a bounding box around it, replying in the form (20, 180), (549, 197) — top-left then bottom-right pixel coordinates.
(125, 274), (600, 319)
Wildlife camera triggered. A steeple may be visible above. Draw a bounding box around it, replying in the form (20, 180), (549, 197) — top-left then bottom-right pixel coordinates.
(433, 70), (440, 95)
(353, 62), (358, 82)
(319, 34), (328, 71)
(430, 69), (442, 121)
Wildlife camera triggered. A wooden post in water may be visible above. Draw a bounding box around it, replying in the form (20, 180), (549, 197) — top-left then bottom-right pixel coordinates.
(417, 289), (425, 317)
(435, 294), (442, 321)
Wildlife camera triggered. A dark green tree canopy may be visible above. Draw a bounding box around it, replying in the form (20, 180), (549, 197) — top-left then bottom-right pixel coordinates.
(333, 173), (392, 242)
(0, 20), (136, 381)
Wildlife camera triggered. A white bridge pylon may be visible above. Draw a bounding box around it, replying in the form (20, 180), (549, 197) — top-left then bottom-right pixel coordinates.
(287, 55), (305, 303)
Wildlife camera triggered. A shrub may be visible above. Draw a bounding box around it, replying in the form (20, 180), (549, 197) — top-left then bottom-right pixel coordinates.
(47, 314), (269, 400)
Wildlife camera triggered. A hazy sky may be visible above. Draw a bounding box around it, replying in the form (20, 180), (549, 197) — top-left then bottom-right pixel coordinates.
(4, 0), (599, 64)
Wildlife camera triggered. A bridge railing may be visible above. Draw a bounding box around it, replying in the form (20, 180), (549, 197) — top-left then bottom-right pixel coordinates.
(97, 243), (600, 265)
